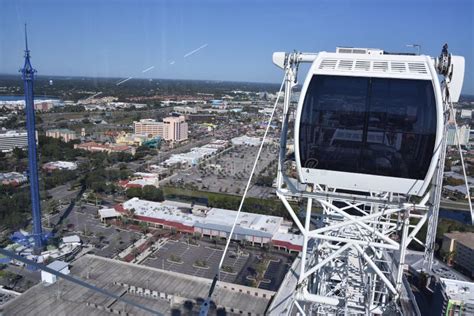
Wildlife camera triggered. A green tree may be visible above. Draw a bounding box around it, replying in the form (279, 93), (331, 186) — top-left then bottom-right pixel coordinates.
(12, 147), (26, 160)
(126, 187), (142, 198)
(142, 185), (164, 202)
(139, 221), (149, 234)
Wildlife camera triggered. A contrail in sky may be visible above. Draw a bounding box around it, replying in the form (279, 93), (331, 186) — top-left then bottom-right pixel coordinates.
(141, 66), (155, 73)
(183, 44), (208, 58)
(116, 76), (133, 86)
(115, 44), (207, 85)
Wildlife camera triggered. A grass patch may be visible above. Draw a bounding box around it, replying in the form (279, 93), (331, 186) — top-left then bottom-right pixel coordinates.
(163, 186), (295, 219)
(169, 254), (182, 263)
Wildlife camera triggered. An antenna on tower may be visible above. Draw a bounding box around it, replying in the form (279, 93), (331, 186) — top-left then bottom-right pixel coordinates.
(406, 43), (421, 55)
(20, 23), (44, 254)
(24, 23), (29, 53)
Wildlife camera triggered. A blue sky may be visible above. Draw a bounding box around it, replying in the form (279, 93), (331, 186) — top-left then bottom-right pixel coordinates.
(0, 0), (473, 94)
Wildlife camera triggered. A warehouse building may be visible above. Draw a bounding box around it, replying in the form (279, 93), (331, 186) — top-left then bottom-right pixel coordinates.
(112, 198), (303, 252)
(441, 231), (474, 277)
(0, 130), (29, 152)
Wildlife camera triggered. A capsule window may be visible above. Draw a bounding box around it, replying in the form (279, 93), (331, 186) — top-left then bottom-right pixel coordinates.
(299, 75), (436, 180)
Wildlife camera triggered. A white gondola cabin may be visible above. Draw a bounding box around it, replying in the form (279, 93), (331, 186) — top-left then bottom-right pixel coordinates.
(293, 48), (444, 196)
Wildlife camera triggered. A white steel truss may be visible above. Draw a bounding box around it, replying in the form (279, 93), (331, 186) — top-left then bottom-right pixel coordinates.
(277, 186), (429, 315)
(272, 51), (457, 315)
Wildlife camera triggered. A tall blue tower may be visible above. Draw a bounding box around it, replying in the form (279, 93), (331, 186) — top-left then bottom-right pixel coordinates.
(21, 25), (44, 253)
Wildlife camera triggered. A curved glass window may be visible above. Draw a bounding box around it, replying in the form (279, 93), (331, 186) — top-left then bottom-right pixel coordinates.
(299, 75), (437, 179)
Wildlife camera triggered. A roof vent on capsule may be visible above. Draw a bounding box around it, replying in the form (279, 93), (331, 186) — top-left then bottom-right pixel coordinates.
(336, 47), (384, 55)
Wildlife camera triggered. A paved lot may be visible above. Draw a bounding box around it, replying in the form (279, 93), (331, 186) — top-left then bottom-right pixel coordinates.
(142, 238), (293, 291)
(143, 240), (248, 283)
(44, 203), (141, 259)
(47, 182), (79, 203)
(260, 259), (290, 291)
(174, 144), (277, 198)
(0, 291), (15, 307)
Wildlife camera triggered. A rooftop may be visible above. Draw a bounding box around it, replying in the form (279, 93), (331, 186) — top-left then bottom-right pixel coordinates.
(444, 231), (474, 249)
(2, 255), (273, 315)
(43, 161), (78, 170)
(121, 198), (284, 237)
(46, 128), (76, 134)
(441, 278), (474, 305)
(0, 130), (27, 137)
(46, 260), (69, 271)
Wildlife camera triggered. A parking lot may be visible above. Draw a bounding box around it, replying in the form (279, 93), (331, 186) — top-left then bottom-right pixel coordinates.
(175, 144), (277, 198)
(142, 237), (293, 291)
(143, 239), (248, 283)
(44, 203), (141, 259)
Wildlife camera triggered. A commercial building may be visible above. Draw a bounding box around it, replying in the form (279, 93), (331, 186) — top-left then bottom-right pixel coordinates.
(133, 116), (188, 142)
(173, 105), (199, 113)
(113, 198), (303, 252)
(0, 172), (28, 186)
(40, 260), (70, 285)
(2, 255), (273, 315)
(231, 135), (265, 146)
(163, 146), (217, 167)
(74, 141), (136, 155)
(431, 278), (474, 316)
(162, 140), (227, 167)
(134, 119), (164, 138)
(163, 116), (188, 142)
(43, 161), (78, 171)
(447, 124), (470, 146)
(441, 231), (474, 277)
(34, 101), (54, 112)
(114, 132), (148, 146)
(118, 172), (159, 189)
(0, 130), (28, 152)
(45, 128), (77, 142)
(0, 99), (61, 112)
(98, 208), (122, 222)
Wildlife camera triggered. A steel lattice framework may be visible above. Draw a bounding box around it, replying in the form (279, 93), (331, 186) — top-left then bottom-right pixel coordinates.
(272, 49), (464, 315)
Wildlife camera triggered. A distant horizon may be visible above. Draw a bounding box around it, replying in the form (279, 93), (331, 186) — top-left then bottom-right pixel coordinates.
(1, 0), (472, 94)
(2, 73), (474, 99)
(0, 72), (282, 86)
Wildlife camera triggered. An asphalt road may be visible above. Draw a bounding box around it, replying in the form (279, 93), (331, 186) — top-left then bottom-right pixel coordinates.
(47, 182), (79, 203)
(440, 199), (472, 212)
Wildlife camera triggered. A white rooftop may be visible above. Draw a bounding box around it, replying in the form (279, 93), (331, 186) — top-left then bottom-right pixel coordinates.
(122, 198), (285, 238)
(46, 260), (69, 271)
(98, 208), (121, 219)
(441, 278), (474, 305)
(61, 235), (81, 244)
(43, 161), (78, 170)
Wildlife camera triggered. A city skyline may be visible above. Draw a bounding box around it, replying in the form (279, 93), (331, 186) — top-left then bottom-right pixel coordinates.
(0, 0), (473, 94)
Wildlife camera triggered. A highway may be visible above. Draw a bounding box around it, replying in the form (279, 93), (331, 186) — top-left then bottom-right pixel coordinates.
(440, 199), (472, 212)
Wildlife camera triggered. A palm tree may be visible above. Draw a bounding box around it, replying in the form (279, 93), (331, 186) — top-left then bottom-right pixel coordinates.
(127, 208), (136, 218)
(446, 251), (456, 266)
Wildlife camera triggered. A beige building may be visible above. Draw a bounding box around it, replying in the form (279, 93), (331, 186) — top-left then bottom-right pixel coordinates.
(441, 231), (474, 277)
(163, 116), (188, 142)
(115, 132), (148, 146)
(133, 119), (164, 138)
(74, 142), (136, 155)
(46, 129), (77, 142)
(133, 116), (188, 142)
